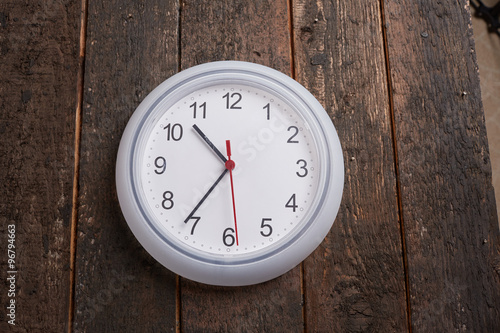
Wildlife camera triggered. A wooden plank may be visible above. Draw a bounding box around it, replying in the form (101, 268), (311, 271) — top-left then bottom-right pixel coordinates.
(292, 0), (409, 331)
(179, 1), (304, 332)
(73, 1), (179, 331)
(179, 0), (292, 71)
(0, 0), (80, 332)
(382, 0), (500, 330)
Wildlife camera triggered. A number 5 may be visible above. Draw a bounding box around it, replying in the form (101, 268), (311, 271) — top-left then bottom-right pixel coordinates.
(260, 218), (273, 237)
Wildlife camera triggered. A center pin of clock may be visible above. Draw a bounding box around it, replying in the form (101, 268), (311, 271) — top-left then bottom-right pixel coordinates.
(225, 159), (235, 171)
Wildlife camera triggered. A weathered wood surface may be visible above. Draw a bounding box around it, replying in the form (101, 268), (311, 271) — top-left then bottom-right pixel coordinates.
(383, 0), (500, 330)
(74, 0), (179, 331)
(1, 0), (499, 332)
(293, 0), (408, 331)
(0, 1), (80, 332)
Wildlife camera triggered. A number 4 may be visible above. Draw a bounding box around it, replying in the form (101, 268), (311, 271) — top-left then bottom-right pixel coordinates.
(285, 194), (298, 212)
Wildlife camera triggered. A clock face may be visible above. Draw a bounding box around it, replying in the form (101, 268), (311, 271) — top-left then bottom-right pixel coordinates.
(117, 61), (343, 286)
(140, 83), (320, 257)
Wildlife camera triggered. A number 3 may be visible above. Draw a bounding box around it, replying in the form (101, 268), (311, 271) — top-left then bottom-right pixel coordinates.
(296, 159), (308, 177)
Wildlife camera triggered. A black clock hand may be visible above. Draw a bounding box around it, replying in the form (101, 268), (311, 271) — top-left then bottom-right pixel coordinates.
(192, 124), (227, 163)
(184, 168), (228, 223)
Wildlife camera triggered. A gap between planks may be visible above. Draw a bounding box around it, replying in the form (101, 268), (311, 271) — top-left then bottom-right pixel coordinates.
(378, 0), (412, 331)
(286, 1), (307, 332)
(176, 2), (183, 333)
(68, 0), (89, 332)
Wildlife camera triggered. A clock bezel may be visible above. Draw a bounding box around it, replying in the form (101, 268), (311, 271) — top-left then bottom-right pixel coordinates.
(116, 61), (344, 286)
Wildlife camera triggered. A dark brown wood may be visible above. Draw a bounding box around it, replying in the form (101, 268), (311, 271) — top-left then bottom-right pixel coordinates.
(3, 0), (499, 332)
(179, 1), (304, 332)
(293, 0), (408, 331)
(0, 0), (80, 332)
(73, 1), (179, 331)
(382, 0), (500, 331)
(180, 0), (292, 72)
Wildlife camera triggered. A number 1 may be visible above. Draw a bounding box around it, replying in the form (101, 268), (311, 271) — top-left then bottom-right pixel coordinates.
(263, 103), (270, 120)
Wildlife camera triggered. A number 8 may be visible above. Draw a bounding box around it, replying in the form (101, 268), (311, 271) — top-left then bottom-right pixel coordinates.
(162, 191), (174, 209)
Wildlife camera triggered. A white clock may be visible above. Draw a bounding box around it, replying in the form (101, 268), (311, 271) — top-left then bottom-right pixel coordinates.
(116, 61), (344, 286)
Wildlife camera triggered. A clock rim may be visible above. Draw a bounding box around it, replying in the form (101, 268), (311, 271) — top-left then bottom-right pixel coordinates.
(116, 61), (344, 286)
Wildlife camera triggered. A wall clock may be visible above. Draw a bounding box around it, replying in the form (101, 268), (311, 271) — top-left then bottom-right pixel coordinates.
(116, 61), (344, 286)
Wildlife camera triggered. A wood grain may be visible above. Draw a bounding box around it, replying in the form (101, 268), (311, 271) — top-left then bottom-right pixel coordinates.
(3, 0), (497, 332)
(73, 1), (179, 331)
(180, 0), (291, 72)
(178, 1), (304, 332)
(382, 0), (500, 330)
(0, 0), (80, 332)
(293, 0), (408, 331)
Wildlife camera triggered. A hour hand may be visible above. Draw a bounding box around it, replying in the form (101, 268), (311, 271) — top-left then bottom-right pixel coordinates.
(192, 125), (227, 163)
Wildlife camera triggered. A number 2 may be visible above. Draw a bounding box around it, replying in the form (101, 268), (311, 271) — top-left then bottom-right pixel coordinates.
(287, 126), (299, 143)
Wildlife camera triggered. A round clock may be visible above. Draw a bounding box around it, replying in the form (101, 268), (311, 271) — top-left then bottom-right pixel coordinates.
(116, 61), (344, 286)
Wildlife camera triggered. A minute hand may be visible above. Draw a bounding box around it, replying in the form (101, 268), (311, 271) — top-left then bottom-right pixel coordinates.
(184, 168), (228, 223)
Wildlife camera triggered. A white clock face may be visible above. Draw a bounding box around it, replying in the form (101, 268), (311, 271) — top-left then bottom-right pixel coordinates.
(139, 83), (321, 257)
(117, 61), (344, 286)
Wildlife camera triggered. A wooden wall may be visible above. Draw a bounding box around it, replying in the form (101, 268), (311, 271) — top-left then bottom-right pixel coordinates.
(1, 0), (499, 332)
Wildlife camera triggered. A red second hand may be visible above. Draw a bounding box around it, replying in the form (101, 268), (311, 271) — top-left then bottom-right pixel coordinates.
(225, 140), (239, 246)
